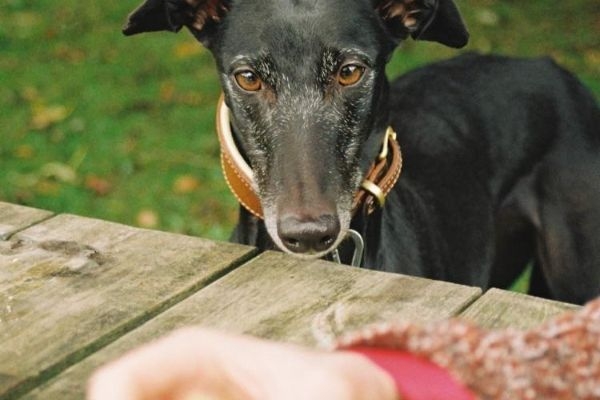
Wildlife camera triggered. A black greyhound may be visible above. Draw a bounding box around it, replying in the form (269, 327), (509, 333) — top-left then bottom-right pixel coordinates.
(123, 0), (600, 304)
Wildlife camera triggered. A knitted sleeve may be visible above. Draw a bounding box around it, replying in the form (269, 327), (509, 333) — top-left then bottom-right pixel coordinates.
(337, 298), (600, 400)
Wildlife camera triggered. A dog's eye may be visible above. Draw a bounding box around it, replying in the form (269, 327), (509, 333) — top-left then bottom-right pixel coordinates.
(234, 70), (262, 92)
(337, 64), (365, 86)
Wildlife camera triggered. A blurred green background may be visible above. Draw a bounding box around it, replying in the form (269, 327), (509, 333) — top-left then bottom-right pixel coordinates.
(1, 0), (599, 244)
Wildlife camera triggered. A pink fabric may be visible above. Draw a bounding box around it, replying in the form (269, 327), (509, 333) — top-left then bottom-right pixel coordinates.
(350, 346), (475, 400)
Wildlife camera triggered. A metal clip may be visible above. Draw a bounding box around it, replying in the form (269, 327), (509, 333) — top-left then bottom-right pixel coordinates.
(331, 229), (364, 267)
(378, 126), (397, 161)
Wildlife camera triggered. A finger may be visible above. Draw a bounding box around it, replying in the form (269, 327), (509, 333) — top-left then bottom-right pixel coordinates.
(87, 329), (211, 400)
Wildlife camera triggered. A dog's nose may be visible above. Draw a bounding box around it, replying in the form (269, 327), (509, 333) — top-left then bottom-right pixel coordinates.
(277, 214), (340, 254)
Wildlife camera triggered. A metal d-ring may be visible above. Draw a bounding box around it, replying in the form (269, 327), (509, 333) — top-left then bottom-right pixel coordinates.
(331, 229), (364, 267)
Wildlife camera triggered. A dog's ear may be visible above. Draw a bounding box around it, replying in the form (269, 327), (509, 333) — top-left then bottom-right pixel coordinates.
(375, 0), (468, 48)
(123, 0), (230, 45)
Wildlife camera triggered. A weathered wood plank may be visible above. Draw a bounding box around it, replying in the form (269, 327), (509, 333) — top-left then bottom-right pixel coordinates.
(0, 202), (53, 240)
(0, 214), (255, 400)
(24, 251), (481, 399)
(460, 288), (579, 330)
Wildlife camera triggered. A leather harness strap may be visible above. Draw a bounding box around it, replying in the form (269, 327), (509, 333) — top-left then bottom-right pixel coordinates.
(216, 95), (403, 220)
(353, 126), (403, 215)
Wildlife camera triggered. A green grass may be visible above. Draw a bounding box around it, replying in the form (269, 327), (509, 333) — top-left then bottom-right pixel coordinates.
(1, 1), (599, 265)
(1, 0), (237, 239)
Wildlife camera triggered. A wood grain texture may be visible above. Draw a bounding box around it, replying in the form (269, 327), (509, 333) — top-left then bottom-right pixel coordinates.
(24, 251), (481, 399)
(0, 202), (53, 240)
(0, 213), (255, 399)
(460, 288), (579, 330)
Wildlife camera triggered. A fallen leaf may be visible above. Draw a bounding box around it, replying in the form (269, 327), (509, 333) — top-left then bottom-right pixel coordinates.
(54, 43), (86, 63)
(14, 144), (34, 159)
(159, 82), (204, 106)
(40, 162), (77, 183)
(173, 174), (201, 194)
(475, 8), (499, 27)
(160, 81), (175, 102)
(31, 104), (70, 130)
(14, 11), (41, 33)
(85, 175), (112, 196)
(584, 49), (600, 72)
(549, 50), (568, 67)
(174, 41), (203, 59)
(177, 92), (203, 106)
(137, 209), (159, 228)
(35, 180), (60, 196)
(21, 86), (40, 102)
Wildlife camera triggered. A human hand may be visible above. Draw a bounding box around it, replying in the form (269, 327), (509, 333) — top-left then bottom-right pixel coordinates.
(87, 327), (398, 400)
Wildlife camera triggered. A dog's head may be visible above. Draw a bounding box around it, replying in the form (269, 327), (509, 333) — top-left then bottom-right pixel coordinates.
(124, 0), (468, 258)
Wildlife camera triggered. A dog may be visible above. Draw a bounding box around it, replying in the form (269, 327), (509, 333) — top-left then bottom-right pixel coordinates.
(123, 0), (600, 304)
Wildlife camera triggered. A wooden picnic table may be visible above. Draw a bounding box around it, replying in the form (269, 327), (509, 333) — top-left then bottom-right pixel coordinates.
(0, 201), (579, 400)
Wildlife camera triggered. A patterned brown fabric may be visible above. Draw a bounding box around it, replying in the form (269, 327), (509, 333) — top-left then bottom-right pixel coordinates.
(337, 298), (600, 399)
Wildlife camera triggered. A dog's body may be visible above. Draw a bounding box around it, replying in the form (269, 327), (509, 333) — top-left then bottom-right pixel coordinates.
(233, 53), (600, 304)
(124, 0), (600, 304)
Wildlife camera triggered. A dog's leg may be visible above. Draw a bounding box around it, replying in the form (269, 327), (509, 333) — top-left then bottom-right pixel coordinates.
(528, 260), (552, 299)
(533, 161), (600, 304)
(491, 203), (536, 290)
(497, 160), (600, 304)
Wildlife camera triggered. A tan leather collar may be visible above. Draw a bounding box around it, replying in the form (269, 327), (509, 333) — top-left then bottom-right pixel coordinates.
(216, 95), (402, 219)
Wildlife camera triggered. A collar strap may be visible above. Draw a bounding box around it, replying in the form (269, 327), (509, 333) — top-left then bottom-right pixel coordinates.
(216, 95), (263, 218)
(216, 95), (402, 219)
(353, 126), (402, 215)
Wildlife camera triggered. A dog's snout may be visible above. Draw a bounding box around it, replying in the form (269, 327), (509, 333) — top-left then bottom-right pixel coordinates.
(278, 213), (340, 254)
